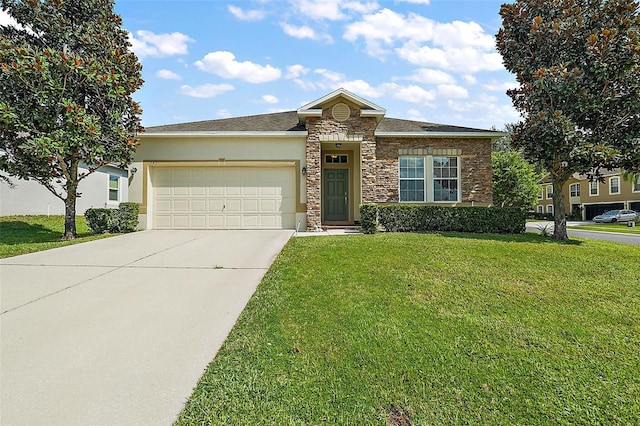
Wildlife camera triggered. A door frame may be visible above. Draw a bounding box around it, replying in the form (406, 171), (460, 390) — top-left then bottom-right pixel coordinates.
(322, 168), (350, 222)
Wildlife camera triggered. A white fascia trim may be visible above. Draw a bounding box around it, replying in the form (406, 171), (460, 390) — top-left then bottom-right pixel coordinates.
(140, 131), (308, 138)
(297, 88), (386, 112)
(375, 131), (505, 138)
(296, 109), (323, 117)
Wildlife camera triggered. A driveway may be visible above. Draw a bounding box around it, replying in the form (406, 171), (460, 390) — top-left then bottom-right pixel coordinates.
(0, 230), (292, 425)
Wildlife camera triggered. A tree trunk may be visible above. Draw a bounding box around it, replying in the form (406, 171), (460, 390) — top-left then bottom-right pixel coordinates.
(551, 175), (569, 242)
(62, 161), (79, 240)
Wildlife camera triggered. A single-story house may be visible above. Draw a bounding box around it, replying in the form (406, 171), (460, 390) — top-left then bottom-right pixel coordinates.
(537, 169), (640, 220)
(0, 164), (129, 216)
(129, 88), (502, 231)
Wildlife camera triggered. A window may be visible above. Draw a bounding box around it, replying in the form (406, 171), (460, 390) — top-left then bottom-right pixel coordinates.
(325, 154), (348, 164)
(108, 175), (119, 202)
(547, 204), (554, 214)
(610, 176), (620, 194)
(634, 176), (640, 193)
(399, 157), (425, 202)
(398, 155), (460, 203)
(589, 180), (599, 196)
(538, 187), (543, 200)
(570, 183), (580, 197)
(433, 156), (459, 202)
(546, 185), (553, 199)
(537, 205), (543, 213)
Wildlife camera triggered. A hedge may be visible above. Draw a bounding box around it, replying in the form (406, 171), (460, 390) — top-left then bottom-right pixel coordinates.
(359, 204), (526, 234)
(85, 202), (139, 234)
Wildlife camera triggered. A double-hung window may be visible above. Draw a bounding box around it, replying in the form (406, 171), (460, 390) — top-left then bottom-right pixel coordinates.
(634, 176), (640, 193)
(546, 185), (553, 199)
(108, 175), (119, 202)
(399, 156), (460, 203)
(589, 180), (598, 196)
(399, 157), (425, 202)
(433, 156), (459, 202)
(570, 183), (580, 197)
(609, 176), (620, 194)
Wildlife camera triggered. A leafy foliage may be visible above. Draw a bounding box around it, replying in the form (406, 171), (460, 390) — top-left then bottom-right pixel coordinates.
(85, 202), (139, 234)
(492, 151), (542, 209)
(360, 204), (526, 234)
(496, 0), (640, 240)
(359, 203), (378, 234)
(0, 0), (143, 239)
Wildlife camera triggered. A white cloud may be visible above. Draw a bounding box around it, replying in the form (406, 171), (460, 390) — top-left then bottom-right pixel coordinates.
(195, 51), (282, 83)
(262, 94), (279, 104)
(344, 8), (502, 73)
(462, 74), (478, 85)
(395, 43), (504, 73)
(156, 69), (181, 80)
(286, 64), (310, 79)
(405, 69), (456, 85)
(228, 5), (266, 21)
(483, 80), (519, 92)
(128, 30), (194, 59)
(314, 68), (345, 83)
(437, 84), (469, 99)
(293, 0), (346, 21)
(407, 108), (430, 122)
(281, 23), (332, 42)
(402, 0), (429, 3)
(180, 83), (234, 98)
(217, 109), (232, 118)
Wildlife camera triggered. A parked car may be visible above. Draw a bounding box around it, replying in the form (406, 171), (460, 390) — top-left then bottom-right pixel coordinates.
(592, 209), (637, 223)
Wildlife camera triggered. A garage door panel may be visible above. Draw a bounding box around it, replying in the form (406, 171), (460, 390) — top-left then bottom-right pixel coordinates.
(152, 166), (295, 229)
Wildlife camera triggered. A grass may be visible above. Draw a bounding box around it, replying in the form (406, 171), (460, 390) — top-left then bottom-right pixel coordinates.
(0, 215), (113, 258)
(177, 232), (640, 425)
(568, 222), (640, 235)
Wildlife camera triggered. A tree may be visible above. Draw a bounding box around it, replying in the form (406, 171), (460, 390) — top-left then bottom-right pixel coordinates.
(492, 151), (542, 209)
(496, 0), (640, 241)
(0, 0), (143, 239)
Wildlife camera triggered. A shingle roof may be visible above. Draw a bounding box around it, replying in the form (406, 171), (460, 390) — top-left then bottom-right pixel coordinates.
(143, 111), (496, 134)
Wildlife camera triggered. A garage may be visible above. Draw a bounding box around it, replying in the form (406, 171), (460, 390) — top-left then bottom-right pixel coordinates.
(151, 166), (296, 229)
(584, 202), (624, 221)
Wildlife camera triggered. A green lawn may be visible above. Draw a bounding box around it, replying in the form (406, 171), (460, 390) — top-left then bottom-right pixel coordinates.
(0, 215), (113, 258)
(568, 222), (640, 235)
(177, 233), (640, 425)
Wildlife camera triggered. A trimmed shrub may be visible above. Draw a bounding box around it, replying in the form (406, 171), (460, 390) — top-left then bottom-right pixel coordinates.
(117, 202), (139, 233)
(85, 208), (118, 234)
(85, 202), (139, 234)
(359, 204), (378, 234)
(374, 204), (525, 234)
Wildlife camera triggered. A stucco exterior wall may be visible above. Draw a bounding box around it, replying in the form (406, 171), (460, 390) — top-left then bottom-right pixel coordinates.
(1, 167), (128, 216)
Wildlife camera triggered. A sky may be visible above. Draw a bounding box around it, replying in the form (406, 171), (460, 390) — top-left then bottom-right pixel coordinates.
(3, 0), (521, 130)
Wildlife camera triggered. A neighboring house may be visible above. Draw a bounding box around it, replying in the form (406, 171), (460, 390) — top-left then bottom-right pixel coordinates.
(0, 164), (129, 216)
(536, 169), (640, 220)
(129, 88), (502, 231)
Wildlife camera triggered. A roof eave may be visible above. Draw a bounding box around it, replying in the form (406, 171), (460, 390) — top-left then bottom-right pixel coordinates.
(375, 131), (506, 139)
(140, 131), (308, 138)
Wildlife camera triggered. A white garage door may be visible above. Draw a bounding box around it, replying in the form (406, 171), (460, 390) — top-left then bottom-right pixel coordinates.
(152, 166), (296, 229)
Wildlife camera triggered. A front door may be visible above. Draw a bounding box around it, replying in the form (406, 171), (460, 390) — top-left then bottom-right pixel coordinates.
(323, 169), (349, 222)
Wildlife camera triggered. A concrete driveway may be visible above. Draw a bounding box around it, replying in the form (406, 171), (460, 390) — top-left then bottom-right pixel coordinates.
(0, 230), (292, 425)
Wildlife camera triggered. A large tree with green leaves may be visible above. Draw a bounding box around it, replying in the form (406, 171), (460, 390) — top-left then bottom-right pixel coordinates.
(0, 0), (143, 239)
(496, 0), (640, 241)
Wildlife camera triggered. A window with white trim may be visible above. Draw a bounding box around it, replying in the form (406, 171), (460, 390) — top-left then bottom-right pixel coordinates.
(399, 157), (425, 202)
(546, 185), (553, 199)
(433, 156), (459, 202)
(547, 204), (554, 214)
(398, 156), (460, 203)
(569, 183), (580, 197)
(538, 187), (543, 200)
(108, 175), (119, 202)
(589, 180), (599, 196)
(537, 205), (543, 213)
(634, 176), (640, 193)
(609, 176), (620, 194)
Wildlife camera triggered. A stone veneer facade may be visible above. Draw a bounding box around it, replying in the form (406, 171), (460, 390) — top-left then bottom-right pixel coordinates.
(304, 100), (493, 229)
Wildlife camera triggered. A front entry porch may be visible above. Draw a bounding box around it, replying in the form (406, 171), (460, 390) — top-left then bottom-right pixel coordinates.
(320, 144), (361, 226)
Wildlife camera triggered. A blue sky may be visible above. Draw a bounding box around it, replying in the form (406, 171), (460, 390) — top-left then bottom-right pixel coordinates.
(4, 1), (521, 130)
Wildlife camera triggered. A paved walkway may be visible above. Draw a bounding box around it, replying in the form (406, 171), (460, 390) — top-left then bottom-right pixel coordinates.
(0, 230), (292, 425)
